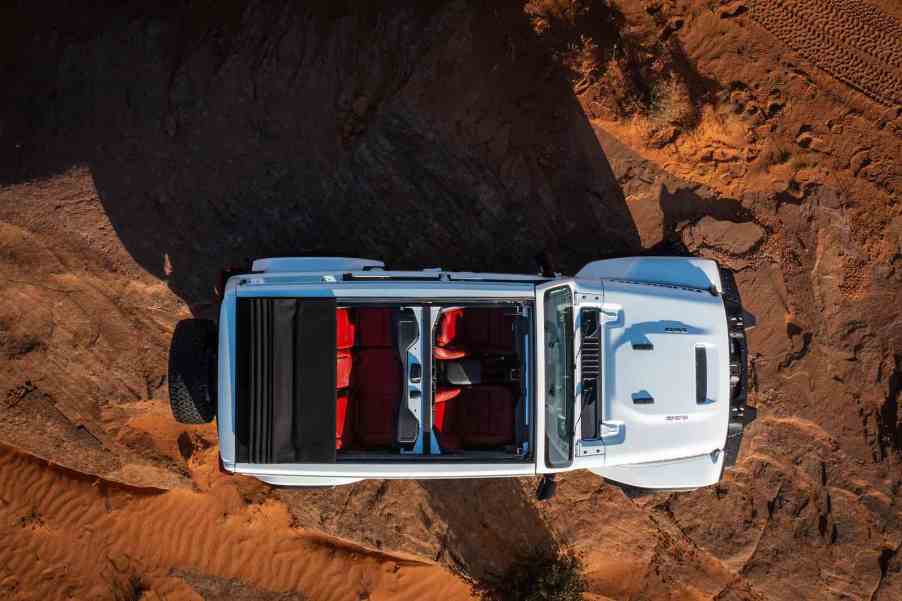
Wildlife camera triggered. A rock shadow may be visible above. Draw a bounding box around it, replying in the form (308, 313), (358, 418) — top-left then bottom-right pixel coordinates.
(0, 1), (641, 314)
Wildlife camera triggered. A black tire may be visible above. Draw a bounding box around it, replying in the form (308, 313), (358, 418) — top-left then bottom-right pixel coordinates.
(719, 266), (742, 306)
(168, 319), (218, 424)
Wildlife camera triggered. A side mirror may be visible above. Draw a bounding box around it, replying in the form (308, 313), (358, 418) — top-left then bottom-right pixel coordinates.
(216, 265), (249, 301)
(742, 309), (758, 331)
(534, 250), (558, 278)
(536, 474), (558, 501)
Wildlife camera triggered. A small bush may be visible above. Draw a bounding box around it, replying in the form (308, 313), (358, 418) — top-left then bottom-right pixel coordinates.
(753, 141), (791, 172)
(774, 146), (792, 164)
(473, 545), (587, 601)
(789, 153), (817, 173)
(649, 75), (696, 128)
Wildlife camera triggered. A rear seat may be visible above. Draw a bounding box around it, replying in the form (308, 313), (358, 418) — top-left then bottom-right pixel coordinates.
(336, 308), (356, 450)
(337, 350), (352, 389)
(336, 308), (356, 350)
(434, 308), (515, 359)
(352, 348), (402, 447)
(433, 385), (515, 450)
(356, 307), (394, 347)
(335, 308), (402, 449)
(336, 392), (354, 450)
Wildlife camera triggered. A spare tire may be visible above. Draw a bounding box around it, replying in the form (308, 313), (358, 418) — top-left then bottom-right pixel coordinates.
(168, 319), (218, 424)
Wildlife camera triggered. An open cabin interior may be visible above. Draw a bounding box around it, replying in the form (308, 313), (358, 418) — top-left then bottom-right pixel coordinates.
(334, 303), (531, 460)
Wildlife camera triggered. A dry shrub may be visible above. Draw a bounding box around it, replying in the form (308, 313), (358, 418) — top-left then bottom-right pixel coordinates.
(473, 544), (587, 601)
(525, 0), (623, 100)
(525, 0), (595, 27)
(789, 153), (818, 173)
(649, 74), (696, 127)
(524, 0), (711, 136)
(752, 140), (792, 172)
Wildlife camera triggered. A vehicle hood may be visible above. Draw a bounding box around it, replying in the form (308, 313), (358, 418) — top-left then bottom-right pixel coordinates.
(586, 279), (731, 464)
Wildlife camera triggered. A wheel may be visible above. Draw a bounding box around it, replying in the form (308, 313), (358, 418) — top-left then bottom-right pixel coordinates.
(168, 319), (218, 424)
(723, 420), (745, 469)
(719, 266), (742, 306)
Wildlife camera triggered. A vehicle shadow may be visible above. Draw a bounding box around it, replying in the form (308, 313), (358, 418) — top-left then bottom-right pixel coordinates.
(418, 477), (559, 581)
(656, 184), (751, 252)
(1, 1), (641, 316)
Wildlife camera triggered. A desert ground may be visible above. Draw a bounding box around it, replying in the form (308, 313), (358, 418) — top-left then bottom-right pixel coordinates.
(0, 1), (900, 599)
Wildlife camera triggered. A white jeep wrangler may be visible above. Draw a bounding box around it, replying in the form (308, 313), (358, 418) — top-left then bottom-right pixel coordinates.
(168, 256), (754, 497)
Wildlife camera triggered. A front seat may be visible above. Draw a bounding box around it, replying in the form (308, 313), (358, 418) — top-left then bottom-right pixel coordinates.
(434, 308), (515, 360)
(433, 385), (515, 450)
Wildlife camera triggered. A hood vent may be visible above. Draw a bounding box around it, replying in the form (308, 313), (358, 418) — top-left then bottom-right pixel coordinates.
(695, 345), (708, 404)
(580, 309), (601, 439)
(581, 315), (601, 380)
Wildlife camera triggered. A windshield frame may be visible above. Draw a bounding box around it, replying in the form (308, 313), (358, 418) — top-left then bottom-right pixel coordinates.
(542, 285), (575, 468)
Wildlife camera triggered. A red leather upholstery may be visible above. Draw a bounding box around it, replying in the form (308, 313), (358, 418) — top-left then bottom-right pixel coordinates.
(336, 350), (353, 449)
(337, 350), (352, 389)
(433, 387), (463, 450)
(433, 346), (467, 361)
(336, 309), (355, 449)
(458, 385), (516, 446)
(356, 308), (394, 348)
(336, 308), (356, 350)
(336, 392), (354, 450)
(433, 385), (515, 449)
(435, 309), (463, 348)
(435, 308), (515, 358)
(352, 348), (402, 447)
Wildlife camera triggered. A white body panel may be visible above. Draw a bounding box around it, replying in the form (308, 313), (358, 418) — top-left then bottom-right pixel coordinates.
(213, 258), (739, 490)
(590, 449), (724, 491)
(252, 257), (384, 273)
(577, 256), (724, 293)
(235, 462), (536, 481)
(587, 280), (730, 466)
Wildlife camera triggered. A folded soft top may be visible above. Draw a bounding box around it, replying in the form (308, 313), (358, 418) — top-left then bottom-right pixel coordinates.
(236, 297), (337, 463)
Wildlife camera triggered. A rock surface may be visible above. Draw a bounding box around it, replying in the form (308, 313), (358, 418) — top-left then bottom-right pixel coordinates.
(683, 216), (766, 255)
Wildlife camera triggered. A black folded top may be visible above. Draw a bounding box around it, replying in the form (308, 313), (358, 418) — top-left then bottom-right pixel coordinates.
(236, 297), (337, 464)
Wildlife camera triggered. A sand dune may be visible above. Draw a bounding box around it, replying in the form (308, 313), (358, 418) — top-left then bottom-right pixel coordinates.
(0, 445), (474, 601)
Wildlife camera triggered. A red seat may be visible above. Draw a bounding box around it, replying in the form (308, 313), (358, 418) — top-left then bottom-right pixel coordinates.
(434, 309), (515, 359)
(433, 387), (463, 450)
(433, 385), (515, 450)
(336, 393), (354, 450)
(352, 348), (402, 447)
(337, 350), (352, 389)
(336, 351), (354, 450)
(356, 308), (394, 347)
(336, 308), (356, 350)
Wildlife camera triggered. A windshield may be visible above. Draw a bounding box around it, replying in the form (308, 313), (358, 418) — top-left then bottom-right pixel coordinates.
(543, 286), (575, 468)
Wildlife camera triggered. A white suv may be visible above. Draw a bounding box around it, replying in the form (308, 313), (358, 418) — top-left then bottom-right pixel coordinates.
(168, 256), (754, 497)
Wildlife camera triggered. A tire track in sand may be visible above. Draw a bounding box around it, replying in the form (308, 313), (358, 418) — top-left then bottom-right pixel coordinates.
(748, 0), (902, 106)
(0, 446), (475, 601)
